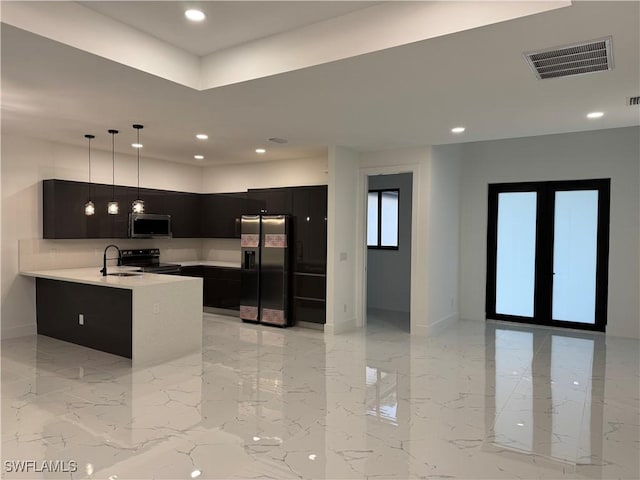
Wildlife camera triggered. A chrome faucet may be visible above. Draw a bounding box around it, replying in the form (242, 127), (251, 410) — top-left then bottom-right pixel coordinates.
(100, 244), (122, 276)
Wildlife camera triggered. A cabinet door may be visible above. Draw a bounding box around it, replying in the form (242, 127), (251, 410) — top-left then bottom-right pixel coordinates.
(217, 268), (240, 309)
(43, 179), (88, 239)
(247, 188), (293, 215)
(138, 188), (167, 215)
(201, 194), (244, 238)
(112, 185), (133, 238)
(306, 186), (328, 273)
(85, 183), (122, 238)
(200, 194), (216, 237)
(293, 298), (326, 324)
(166, 192), (200, 238)
(291, 186), (327, 274)
(202, 267), (240, 309)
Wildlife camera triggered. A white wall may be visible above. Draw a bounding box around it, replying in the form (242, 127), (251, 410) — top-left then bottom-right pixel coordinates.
(326, 146), (359, 334)
(427, 145), (462, 333)
(367, 173), (413, 313)
(1, 134), (204, 338)
(459, 127), (640, 339)
(201, 155), (328, 193)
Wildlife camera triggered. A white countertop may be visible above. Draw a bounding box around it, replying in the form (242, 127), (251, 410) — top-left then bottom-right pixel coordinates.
(21, 266), (199, 290)
(179, 260), (240, 268)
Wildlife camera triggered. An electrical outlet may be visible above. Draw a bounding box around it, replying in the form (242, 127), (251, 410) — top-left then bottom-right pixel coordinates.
(78, 314), (84, 325)
(153, 303), (160, 314)
(49, 248), (57, 258)
(340, 252), (347, 261)
(343, 303), (347, 313)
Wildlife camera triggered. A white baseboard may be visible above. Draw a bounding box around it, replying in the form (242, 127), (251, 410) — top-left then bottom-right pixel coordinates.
(324, 317), (358, 335)
(412, 312), (458, 337)
(1, 324), (37, 339)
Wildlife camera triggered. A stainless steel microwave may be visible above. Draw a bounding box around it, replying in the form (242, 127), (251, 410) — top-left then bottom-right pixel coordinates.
(129, 213), (172, 238)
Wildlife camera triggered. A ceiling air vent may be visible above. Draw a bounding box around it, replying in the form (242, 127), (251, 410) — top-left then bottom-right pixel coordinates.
(524, 37), (613, 80)
(629, 96), (640, 106)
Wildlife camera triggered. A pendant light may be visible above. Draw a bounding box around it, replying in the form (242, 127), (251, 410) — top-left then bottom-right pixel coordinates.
(131, 124), (145, 213)
(107, 129), (119, 215)
(84, 134), (95, 216)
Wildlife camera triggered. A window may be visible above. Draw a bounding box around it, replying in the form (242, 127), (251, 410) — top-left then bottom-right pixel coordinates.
(367, 189), (399, 249)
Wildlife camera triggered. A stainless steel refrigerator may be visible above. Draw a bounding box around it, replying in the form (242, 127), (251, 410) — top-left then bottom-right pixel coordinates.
(240, 214), (291, 327)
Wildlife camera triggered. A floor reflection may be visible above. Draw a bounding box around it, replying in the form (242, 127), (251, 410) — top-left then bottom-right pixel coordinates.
(1, 314), (638, 479)
(365, 366), (399, 426)
(485, 322), (606, 472)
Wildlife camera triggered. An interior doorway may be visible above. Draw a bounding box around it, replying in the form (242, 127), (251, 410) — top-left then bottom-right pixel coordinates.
(365, 173), (413, 332)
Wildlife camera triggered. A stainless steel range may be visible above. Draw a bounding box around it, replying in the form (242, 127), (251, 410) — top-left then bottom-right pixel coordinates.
(120, 248), (181, 274)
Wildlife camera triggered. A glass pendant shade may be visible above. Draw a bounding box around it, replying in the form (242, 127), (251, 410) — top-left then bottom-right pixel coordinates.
(132, 124), (145, 213)
(132, 199), (145, 213)
(107, 129), (119, 215)
(107, 201), (119, 215)
(84, 200), (95, 216)
(84, 133), (95, 216)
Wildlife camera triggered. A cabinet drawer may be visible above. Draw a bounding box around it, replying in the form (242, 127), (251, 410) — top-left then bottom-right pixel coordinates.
(294, 273), (326, 300)
(293, 298), (326, 324)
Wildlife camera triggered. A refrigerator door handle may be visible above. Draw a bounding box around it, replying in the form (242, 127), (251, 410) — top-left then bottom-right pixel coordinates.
(243, 250), (256, 270)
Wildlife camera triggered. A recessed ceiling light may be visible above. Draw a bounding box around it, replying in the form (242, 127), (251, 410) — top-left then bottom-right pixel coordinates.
(255, 148), (266, 154)
(131, 143), (143, 149)
(587, 111), (604, 119)
(190, 470), (202, 479)
(451, 127), (465, 133)
(194, 155), (204, 160)
(185, 9), (205, 22)
(196, 134), (208, 140)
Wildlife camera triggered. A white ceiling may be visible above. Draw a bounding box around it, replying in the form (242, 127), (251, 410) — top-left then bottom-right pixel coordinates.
(1, 1), (639, 167)
(80, 1), (379, 57)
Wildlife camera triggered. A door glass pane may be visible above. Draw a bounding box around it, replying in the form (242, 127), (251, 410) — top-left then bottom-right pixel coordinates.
(496, 192), (537, 317)
(380, 191), (399, 247)
(367, 192), (379, 246)
(552, 190), (598, 324)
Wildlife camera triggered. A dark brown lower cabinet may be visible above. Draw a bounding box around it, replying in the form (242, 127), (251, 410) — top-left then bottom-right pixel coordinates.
(35, 278), (132, 358)
(181, 266), (240, 310)
(292, 272), (326, 324)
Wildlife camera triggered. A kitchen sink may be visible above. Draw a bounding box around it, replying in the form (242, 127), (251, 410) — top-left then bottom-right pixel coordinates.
(107, 272), (142, 277)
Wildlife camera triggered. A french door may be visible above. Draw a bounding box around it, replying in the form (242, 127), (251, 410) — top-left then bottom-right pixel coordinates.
(486, 179), (610, 331)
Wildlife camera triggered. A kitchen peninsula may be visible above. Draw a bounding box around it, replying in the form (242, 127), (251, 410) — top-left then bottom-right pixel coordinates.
(21, 267), (203, 366)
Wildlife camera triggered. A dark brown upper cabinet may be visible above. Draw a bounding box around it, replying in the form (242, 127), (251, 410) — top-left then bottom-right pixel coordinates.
(43, 180), (327, 252)
(246, 187), (293, 215)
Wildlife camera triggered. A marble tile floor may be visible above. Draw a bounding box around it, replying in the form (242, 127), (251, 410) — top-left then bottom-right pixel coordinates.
(1, 314), (639, 479)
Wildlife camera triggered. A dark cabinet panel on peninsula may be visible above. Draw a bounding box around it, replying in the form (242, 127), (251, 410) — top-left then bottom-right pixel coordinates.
(36, 278), (132, 358)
